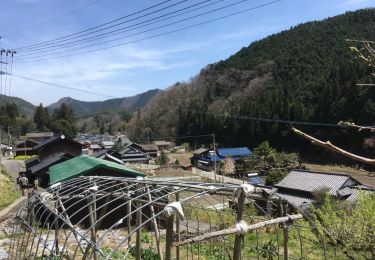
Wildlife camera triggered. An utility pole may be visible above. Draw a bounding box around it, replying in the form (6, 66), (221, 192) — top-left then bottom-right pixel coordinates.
(212, 133), (217, 182)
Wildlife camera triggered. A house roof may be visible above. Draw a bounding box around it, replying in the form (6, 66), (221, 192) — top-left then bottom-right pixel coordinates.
(272, 190), (314, 207)
(93, 149), (109, 158)
(16, 139), (39, 148)
(351, 175), (375, 188)
(154, 140), (172, 146)
(49, 155), (144, 185)
(33, 135), (82, 150)
(100, 141), (115, 146)
(90, 144), (102, 149)
(26, 132), (54, 139)
(141, 144), (158, 151)
(192, 148), (209, 155)
(29, 152), (74, 174)
(117, 136), (132, 146)
(25, 156), (40, 169)
(217, 147), (251, 158)
(276, 170), (352, 195)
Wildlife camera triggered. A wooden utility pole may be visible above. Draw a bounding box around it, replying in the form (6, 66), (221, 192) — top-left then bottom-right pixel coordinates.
(212, 133), (217, 182)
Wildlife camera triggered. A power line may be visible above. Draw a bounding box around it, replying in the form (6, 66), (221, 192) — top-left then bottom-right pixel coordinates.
(3, 0), (106, 37)
(5, 72), (118, 99)
(14, 0), (281, 63)
(15, 0), (241, 59)
(16, 0), (221, 56)
(180, 108), (375, 128)
(15, 0), (177, 50)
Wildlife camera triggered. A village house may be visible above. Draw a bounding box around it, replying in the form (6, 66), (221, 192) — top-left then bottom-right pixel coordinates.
(23, 135), (83, 187)
(270, 169), (374, 210)
(191, 147), (251, 171)
(25, 132), (54, 143)
(14, 139), (39, 157)
(119, 143), (151, 164)
(140, 143), (158, 158)
(93, 149), (124, 164)
(153, 140), (174, 151)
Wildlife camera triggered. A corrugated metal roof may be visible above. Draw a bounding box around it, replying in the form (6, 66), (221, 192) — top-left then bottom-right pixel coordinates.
(217, 147), (251, 158)
(276, 170), (351, 195)
(49, 155), (144, 185)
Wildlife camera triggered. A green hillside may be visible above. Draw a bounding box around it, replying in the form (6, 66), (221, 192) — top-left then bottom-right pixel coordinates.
(0, 94), (36, 117)
(48, 89), (160, 117)
(129, 9), (375, 160)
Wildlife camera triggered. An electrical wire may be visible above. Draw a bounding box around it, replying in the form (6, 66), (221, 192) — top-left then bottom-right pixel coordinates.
(14, 0), (281, 63)
(16, 0), (221, 56)
(15, 0), (242, 59)
(8, 72), (118, 99)
(3, 0), (106, 37)
(14, 0), (178, 50)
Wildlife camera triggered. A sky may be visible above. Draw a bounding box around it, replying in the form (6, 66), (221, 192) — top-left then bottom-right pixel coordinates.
(0, 0), (373, 106)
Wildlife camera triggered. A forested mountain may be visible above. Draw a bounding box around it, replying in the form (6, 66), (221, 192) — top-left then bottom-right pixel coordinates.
(0, 94), (36, 117)
(128, 9), (375, 160)
(48, 89), (160, 117)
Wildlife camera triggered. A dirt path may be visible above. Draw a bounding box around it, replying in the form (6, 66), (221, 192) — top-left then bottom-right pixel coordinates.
(2, 159), (23, 186)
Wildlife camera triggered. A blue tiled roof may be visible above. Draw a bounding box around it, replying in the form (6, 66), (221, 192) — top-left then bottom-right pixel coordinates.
(217, 147), (251, 158)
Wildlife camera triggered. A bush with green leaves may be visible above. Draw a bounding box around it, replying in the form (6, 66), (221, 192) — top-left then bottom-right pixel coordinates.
(312, 192), (375, 259)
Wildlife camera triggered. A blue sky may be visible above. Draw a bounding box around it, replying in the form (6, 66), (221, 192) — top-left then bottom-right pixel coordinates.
(0, 0), (373, 105)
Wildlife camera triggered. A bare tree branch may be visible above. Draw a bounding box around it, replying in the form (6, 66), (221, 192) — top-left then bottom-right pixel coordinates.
(291, 127), (375, 166)
(338, 121), (375, 132)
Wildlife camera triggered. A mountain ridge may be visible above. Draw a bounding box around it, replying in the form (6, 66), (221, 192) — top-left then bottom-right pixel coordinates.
(47, 89), (161, 117)
(127, 8), (375, 158)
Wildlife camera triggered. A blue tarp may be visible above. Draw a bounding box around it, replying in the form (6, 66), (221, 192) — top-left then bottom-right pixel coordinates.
(217, 147), (251, 158)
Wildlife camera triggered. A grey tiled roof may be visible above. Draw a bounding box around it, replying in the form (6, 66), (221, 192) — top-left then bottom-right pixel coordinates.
(276, 170), (351, 195)
(272, 191), (314, 207)
(29, 152), (73, 174)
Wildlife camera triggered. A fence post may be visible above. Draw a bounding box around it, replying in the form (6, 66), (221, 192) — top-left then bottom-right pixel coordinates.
(165, 214), (175, 260)
(283, 224), (289, 260)
(233, 190), (246, 260)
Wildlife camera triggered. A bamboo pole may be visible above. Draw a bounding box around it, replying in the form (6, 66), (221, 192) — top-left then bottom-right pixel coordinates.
(175, 192), (181, 260)
(147, 186), (163, 260)
(174, 214), (303, 247)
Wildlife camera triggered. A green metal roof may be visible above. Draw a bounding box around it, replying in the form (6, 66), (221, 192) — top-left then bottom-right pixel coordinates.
(49, 155), (144, 185)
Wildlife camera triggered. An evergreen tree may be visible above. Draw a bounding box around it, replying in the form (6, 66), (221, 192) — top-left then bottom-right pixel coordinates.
(33, 104), (50, 131)
(50, 103), (77, 137)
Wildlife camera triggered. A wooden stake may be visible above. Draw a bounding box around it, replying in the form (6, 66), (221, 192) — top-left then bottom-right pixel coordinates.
(165, 214), (174, 260)
(233, 191), (246, 260)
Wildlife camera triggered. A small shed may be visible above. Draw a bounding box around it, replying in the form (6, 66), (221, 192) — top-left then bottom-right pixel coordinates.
(49, 155), (144, 185)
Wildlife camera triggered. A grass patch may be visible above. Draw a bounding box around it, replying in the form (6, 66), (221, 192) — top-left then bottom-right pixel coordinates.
(0, 165), (21, 210)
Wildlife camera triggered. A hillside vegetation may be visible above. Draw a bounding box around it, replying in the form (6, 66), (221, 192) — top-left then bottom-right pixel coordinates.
(48, 89), (160, 117)
(128, 9), (375, 160)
